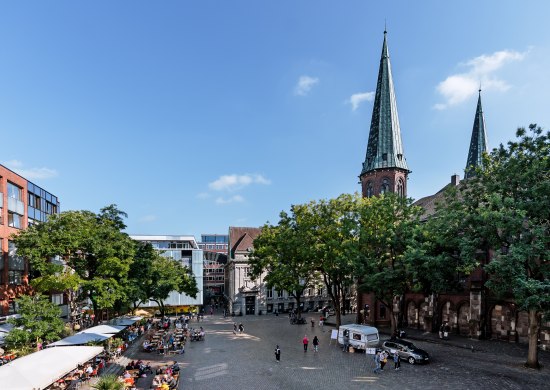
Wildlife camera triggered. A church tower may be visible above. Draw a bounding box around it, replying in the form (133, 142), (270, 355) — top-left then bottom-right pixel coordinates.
(359, 30), (410, 198)
(464, 89), (488, 179)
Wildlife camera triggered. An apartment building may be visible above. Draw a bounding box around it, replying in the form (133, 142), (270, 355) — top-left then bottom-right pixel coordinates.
(0, 164), (60, 318)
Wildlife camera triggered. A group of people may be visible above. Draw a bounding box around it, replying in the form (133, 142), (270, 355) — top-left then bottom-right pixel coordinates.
(373, 350), (400, 373)
(301, 335), (320, 352)
(232, 322), (244, 334)
(150, 361), (180, 390)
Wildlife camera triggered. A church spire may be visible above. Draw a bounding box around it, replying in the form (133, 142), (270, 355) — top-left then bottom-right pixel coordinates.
(359, 30), (409, 198)
(464, 90), (488, 179)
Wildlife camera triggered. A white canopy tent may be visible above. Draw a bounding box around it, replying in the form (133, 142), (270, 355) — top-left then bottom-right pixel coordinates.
(0, 345), (103, 390)
(109, 315), (142, 326)
(79, 324), (126, 335)
(48, 332), (109, 347)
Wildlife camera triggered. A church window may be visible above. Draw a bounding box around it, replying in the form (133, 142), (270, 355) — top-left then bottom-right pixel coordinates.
(397, 178), (405, 197)
(380, 178), (390, 194)
(382, 153), (388, 161)
(366, 181), (374, 197)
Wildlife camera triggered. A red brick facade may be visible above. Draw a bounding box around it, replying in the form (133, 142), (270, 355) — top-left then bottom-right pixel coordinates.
(0, 166), (30, 316)
(360, 168), (408, 198)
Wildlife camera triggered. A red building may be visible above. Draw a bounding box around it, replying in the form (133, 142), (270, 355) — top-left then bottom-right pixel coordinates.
(0, 164), (60, 318)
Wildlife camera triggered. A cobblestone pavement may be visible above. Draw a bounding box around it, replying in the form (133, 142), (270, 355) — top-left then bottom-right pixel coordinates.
(100, 311), (550, 390)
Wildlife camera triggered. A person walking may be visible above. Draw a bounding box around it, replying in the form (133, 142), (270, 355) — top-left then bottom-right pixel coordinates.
(380, 350), (388, 371)
(274, 345), (281, 362)
(373, 351), (381, 374)
(312, 336), (319, 352)
(319, 316), (324, 332)
(233, 323), (237, 335)
(302, 335), (309, 352)
(311, 318), (315, 328)
(239, 323), (244, 333)
(393, 350), (400, 370)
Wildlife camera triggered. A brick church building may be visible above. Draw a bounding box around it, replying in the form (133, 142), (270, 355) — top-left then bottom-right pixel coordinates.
(356, 31), (549, 348)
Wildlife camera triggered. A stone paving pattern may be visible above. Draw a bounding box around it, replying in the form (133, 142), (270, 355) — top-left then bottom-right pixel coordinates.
(87, 310), (550, 390)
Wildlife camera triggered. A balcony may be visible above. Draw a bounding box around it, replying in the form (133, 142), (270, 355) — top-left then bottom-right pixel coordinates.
(8, 197), (24, 215)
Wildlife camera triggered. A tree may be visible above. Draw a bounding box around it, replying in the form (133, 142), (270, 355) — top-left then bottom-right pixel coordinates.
(92, 374), (125, 390)
(463, 124), (549, 368)
(250, 209), (318, 319)
(12, 206), (135, 324)
(145, 255), (198, 318)
(306, 194), (361, 327)
(356, 193), (422, 334)
(5, 294), (64, 354)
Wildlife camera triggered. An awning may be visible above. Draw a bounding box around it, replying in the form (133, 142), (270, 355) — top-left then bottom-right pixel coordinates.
(109, 316), (142, 326)
(48, 332), (109, 346)
(0, 345), (103, 390)
(78, 324), (126, 335)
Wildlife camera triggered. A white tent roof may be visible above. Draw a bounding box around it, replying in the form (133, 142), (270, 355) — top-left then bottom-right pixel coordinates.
(109, 315), (142, 326)
(48, 332), (109, 346)
(0, 345), (103, 390)
(79, 324), (126, 335)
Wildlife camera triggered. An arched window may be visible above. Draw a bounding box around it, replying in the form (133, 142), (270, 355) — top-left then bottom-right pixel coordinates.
(380, 178), (390, 194)
(397, 178), (405, 197)
(366, 181), (374, 197)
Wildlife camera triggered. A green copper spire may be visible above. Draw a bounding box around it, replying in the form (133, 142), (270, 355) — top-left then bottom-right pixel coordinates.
(361, 30), (409, 176)
(464, 90), (488, 179)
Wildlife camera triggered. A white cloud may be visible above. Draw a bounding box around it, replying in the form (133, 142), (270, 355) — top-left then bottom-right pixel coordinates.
(208, 174), (271, 192)
(434, 49), (527, 109)
(348, 91), (375, 111)
(294, 75), (319, 96)
(139, 215), (157, 222)
(3, 159), (58, 179)
(216, 195), (245, 205)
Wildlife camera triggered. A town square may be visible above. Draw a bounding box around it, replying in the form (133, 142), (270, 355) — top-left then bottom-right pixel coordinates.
(0, 1), (549, 389)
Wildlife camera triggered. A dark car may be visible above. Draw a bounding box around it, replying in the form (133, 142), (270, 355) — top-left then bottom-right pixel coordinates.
(381, 339), (430, 364)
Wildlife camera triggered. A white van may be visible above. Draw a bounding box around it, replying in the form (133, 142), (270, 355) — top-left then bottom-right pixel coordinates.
(338, 324), (379, 350)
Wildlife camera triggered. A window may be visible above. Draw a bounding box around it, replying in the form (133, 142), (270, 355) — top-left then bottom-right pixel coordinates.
(317, 288), (323, 296)
(366, 181), (374, 197)
(8, 270), (23, 285)
(8, 212), (23, 228)
(382, 153), (388, 161)
(277, 290), (284, 298)
(397, 179), (405, 198)
(52, 294), (63, 305)
(267, 289), (273, 298)
(380, 178), (390, 194)
(7, 182), (22, 200)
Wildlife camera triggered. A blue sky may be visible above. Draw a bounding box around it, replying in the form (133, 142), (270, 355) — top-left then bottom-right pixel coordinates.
(1, 1), (549, 239)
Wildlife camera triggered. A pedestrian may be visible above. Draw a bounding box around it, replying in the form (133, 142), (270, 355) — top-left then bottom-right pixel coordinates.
(311, 318), (315, 328)
(312, 336), (319, 352)
(302, 335), (309, 352)
(274, 345), (281, 362)
(233, 323), (237, 335)
(373, 351), (381, 374)
(319, 316), (324, 331)
(393, 350), (400, 370)
(380, 350), (388, 371)
(239, 323), (244, 333)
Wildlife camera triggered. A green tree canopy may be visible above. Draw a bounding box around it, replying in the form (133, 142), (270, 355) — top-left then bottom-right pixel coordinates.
(12, 205), (135, 324)
(356, 193), (422, 332)
(5, 294), (64, 353)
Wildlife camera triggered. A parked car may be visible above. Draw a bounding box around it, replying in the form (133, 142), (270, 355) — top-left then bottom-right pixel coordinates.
(321, 306), (335, 316)
(381, 339), (430, 364)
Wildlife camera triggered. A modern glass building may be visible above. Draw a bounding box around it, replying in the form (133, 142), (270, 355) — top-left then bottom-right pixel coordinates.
(130, 235), (204, 307)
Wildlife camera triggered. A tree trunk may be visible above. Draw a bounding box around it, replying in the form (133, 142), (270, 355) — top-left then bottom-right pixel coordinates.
(526, 309), (540, 369)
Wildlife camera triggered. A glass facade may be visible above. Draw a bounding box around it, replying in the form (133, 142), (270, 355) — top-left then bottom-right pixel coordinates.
(27, 181), (60, 226)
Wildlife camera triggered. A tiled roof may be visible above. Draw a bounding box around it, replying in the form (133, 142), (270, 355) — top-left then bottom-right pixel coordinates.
(229, 226), (262, 258)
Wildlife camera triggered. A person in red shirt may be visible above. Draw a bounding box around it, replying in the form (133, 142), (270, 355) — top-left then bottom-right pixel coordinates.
(302, 335), (309, 352)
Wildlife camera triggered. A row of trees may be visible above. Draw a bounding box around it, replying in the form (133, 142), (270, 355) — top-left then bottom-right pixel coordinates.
(6, 205), (198, 352)
(250, 125), (549, 368)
